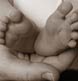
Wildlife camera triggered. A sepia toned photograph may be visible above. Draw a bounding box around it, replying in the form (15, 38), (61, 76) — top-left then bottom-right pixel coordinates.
(0, 0), (78, 81)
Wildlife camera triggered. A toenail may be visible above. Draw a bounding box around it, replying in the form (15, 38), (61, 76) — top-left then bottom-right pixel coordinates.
(42, 72), (54, 81)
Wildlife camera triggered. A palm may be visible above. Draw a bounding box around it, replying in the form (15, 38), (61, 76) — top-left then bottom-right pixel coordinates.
(0, 45), (76, 81)
(0, 45), (59, 81)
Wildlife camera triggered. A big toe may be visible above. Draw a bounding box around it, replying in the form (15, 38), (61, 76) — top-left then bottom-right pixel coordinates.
(55, 1), (73, 18)
(8, 9), (22, 23)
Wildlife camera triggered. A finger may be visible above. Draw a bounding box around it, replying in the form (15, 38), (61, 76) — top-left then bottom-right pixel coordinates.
(25, 54), (29, 61)
(34, 63), (60, 81)
(42, 72), (54, 81)
(41, 66), (59, 81)
(31, 54), (44, 62)
(17, 52), (25, 60)
(43, 48), (76, 72)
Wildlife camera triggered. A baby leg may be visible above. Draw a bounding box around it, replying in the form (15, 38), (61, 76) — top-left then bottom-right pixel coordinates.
(35, 1), (78, 56)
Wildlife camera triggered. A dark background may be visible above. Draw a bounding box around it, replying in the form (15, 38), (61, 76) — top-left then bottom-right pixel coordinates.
(59, 70), (78, 81)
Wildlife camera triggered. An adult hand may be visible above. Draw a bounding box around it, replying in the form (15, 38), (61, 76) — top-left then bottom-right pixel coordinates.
(31, 48), (77, 80)
(0, 45), (76, 81)
(0, 45), (59, 81)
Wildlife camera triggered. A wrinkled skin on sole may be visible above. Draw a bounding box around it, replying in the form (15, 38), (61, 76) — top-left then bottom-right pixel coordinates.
(35, 1), (78, 56)
(0, 0), (38, 53)
(6, 16), (38, 53)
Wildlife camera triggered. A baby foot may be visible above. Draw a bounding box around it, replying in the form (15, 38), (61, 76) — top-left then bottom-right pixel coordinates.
(35, 1), (78, 56)
(5, 15), (38, 53)
(0, 0), (38, 53)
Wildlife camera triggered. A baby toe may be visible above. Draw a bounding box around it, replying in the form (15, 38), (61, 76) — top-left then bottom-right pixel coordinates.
(71, 32), (78, 40)
(68, 40), (77, 48)
(71, 22), (78, 30)
(66, 13), (78, 24)
(0, 32), (4, 38)
(0, 21), (7, 32)
(0, 39), (5, 44)
(0, 16), (9, 24)
(8, 9), (22, 23)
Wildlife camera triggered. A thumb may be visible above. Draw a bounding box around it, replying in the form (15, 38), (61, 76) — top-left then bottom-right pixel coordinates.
(41, 68), (60, 81)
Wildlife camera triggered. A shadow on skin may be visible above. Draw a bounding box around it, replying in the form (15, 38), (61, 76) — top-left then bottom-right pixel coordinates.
(59, 70), (78, 81)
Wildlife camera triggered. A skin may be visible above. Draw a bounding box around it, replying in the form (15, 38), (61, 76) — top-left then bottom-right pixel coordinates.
(0, 0), (77, 81)
(64, 0), (78, 70)
(0, 45), (76, 81)
(0, 0), (77, 56)
(35, 1), (78, 56)
(0, 0), (21, 23)
(0, 0), (38, 53)
(0, 0), (22, 45)
(0, 45), (59, 81)
(6, 15), (38, 53)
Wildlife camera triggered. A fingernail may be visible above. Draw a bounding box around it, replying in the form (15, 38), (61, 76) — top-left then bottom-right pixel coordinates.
(42, 72), (54, 81)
